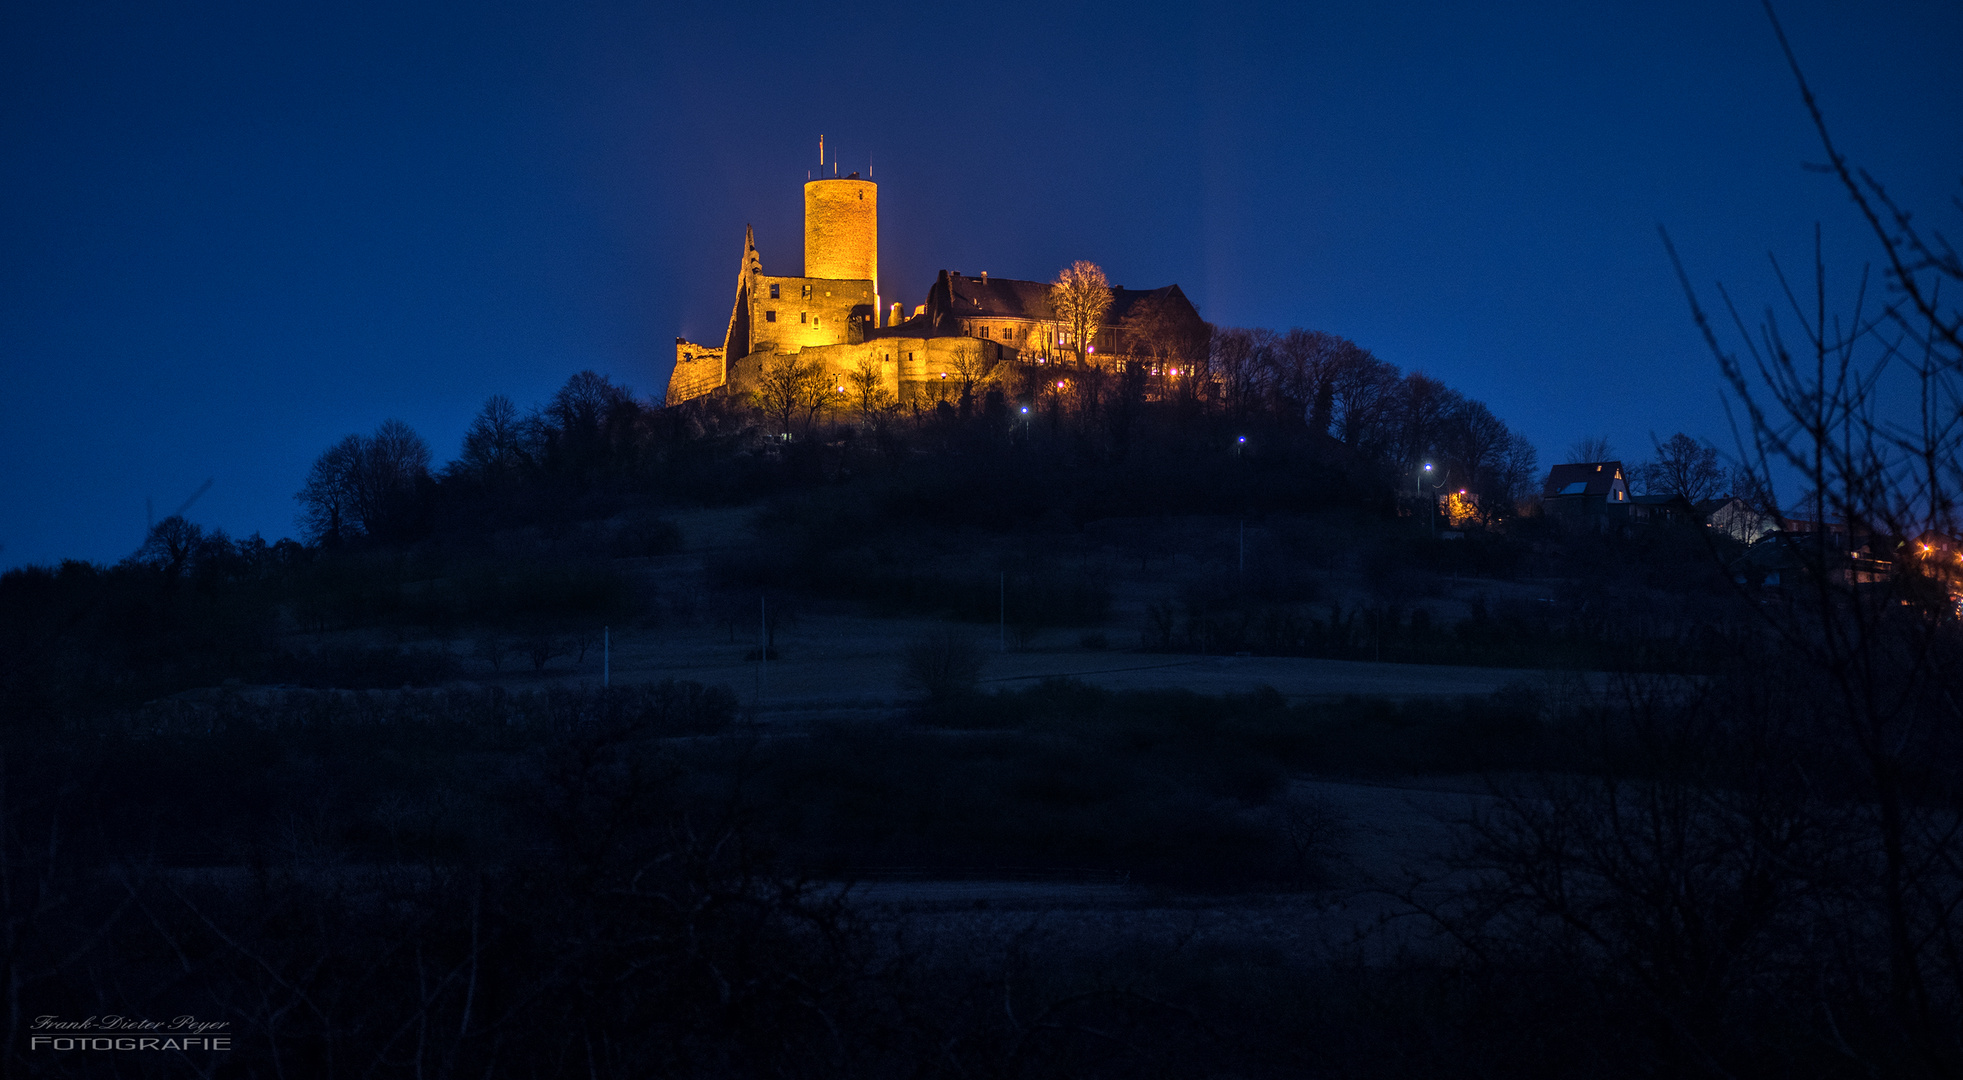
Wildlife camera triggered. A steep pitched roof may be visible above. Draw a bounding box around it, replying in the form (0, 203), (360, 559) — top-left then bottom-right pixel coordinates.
(916, 269), (1200, 333)
(1543, 461), (1627, 498)
(938, 272), (1197, 325)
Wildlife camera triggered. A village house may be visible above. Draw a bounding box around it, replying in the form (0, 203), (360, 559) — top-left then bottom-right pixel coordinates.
(1540, 461), (1631, 528)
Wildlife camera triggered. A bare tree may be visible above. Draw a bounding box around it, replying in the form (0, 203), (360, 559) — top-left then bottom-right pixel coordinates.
(1566, 435), (1616, 464)
(846, 357), (895, 430)
(1657, 4), (1963, 1062)
(1269, 327), (1340, 427)
(1435, 398), (1511, 510)
(455, 393), (527, 481)
(1049, 261), (1112, 369)
(899, 629), (986, 701)
(295, 420), (431, 545)
(1635, 432), (1726, 501)
(1210, 326), (1274, 419)
(754, 352), (823, 440)
(1495, 431), (1541, 514)
(1326, 341), (1399, 452)
(358, 419), (433, 542)
(1392, 372), (1464, 475)
(946, 345), (994, 413)
(296, 433), (366, 545)
(136, 514), (207, 578)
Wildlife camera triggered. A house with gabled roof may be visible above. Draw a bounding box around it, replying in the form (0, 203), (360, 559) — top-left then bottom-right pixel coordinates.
(1542, 461), (1630, 513)
(917, 270), (1206, 370)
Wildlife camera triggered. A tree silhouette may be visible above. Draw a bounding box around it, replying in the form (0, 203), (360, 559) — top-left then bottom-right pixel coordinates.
(1049, 260), (1112, 369)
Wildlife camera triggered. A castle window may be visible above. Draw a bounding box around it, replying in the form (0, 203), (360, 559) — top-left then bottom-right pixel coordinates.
(769, 283), (780, 299)
(799, 312), (807, 323)
(802, 284), (811, 298)
(765, 311), (776, 322)
(979, 326), (990, 339)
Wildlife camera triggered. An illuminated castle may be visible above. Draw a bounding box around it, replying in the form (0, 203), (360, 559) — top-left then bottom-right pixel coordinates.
(665, 161), (1204, 405)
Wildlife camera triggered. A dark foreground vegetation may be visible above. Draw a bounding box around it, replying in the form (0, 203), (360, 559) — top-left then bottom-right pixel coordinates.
(1, 639), (1959, 1078)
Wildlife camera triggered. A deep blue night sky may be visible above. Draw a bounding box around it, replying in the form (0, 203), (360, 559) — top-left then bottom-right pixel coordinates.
(3, 1), (1959, 568)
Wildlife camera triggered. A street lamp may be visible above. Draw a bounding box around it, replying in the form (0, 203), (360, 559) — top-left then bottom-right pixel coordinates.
(1419, 463), (1437, 535)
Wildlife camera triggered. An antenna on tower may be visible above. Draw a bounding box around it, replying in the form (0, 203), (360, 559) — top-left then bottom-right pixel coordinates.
(819, 135), (824, 167)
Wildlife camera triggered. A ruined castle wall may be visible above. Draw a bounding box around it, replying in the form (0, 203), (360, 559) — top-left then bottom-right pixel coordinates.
(665, 338), (726, 403)
(747, 275), (875, 355)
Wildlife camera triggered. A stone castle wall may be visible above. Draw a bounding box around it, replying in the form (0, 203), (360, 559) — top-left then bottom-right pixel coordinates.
(746, 275), (875, 355)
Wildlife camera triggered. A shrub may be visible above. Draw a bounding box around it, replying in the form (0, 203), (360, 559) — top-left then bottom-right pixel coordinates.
(899, 629), (985, 700)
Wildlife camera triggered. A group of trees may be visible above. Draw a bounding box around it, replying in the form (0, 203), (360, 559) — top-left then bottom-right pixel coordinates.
(290, 314), (1545, 550)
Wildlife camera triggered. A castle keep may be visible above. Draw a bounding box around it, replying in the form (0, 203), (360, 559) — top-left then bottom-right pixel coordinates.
(665, 169), (1205, 405)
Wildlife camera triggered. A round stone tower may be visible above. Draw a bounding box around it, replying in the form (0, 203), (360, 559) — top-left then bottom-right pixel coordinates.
(803, 177), (877, 296)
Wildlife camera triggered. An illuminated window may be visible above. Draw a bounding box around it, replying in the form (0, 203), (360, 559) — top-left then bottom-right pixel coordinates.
(765, 311), (776, 322)
(769, 283), (780, 299)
